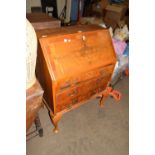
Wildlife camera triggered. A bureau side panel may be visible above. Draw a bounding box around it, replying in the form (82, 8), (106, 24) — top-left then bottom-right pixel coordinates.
(36, 43), (55, 113)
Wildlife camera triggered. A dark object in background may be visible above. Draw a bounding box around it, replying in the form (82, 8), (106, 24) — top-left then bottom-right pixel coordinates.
(83, 0), (94, 16)
(82, 0), (109, 17)
(26, 114), (43, 141)
(70, 0), (79, 23)
(104, 4), (127, 29)
(110, 0), (125, 4)
(31, 7), (42, 13)
(100, 0), (109, 16)
(58, 0), (68, 25)
(41, 0), (58, 18)
(26, 13), (61, 30)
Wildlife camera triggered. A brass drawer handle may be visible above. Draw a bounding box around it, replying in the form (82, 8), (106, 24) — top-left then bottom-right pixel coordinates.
(67, 104), (72, 110)
(72, 98), (78, 105)
(68, 89), (78, 96)
(60, 83), (71, 90)
(61, 84), (70, 89)
(96, 78), (102, 84)
(73, 79), (80, 85)
(100, 70), (107, 76)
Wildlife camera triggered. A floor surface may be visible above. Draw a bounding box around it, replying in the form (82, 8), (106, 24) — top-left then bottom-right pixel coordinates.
(27, 77), (129, 155)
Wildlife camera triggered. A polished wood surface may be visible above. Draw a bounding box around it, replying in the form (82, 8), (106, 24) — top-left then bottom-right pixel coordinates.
(36, 24), (104, 38)
(36, 25), (116, 132)
(26, 81), (44, 130)
(26, 13), (61, 30)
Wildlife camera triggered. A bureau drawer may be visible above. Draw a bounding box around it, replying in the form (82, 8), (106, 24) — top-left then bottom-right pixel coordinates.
(56, 75), (110, 99)
(56, 96), (79, 112)
(56, 77), (100, 102)
(77, 64), (113, 84)
(56, 83), (106, 113)
(56, 87), (79, 103)
(55, 74), (111, 112)
(57, 64), (114, 92)
(56, 92), (92, 113)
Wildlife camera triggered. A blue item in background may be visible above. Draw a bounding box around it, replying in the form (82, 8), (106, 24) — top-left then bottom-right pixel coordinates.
(70, 0), (84, 22)
(110, 0), (125, 4)
(123, 43), (129, 56)
(70, 0), (78, 22)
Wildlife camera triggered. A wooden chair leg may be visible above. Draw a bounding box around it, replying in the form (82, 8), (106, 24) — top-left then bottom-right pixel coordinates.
(34, 114), (43, 137)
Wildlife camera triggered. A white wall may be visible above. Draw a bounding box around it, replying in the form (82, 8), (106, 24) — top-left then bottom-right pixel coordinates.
(26, 0), (41, 13)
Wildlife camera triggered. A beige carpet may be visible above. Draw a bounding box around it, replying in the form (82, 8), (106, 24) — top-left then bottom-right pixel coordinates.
(27, 77), (129, 155)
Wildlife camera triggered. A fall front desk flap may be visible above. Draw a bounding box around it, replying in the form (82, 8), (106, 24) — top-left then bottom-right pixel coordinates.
(38, 25), (116, 92)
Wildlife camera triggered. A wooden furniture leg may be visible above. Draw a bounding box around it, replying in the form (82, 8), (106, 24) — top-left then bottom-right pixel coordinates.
(34, 114), (43, 137)
(49, 112), (63, 133)
(98, 86), (122, 107)
(99, 95), (108, 108)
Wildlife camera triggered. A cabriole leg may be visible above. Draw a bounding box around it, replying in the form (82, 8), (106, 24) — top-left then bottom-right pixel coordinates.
(99, 86), (122, 107)
(99, 95), (108, 107)
(49, 112), (62, 133)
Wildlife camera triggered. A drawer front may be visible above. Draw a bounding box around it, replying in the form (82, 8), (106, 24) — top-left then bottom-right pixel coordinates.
(56, 95), (79, 112)
(56, 78), (99, 105)
(57, 64), (114, 92)
(56, 87), (79, 103)
(55, 73), (111, 112)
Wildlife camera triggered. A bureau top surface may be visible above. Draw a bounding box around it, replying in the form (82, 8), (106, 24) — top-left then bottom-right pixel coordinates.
(38, 25), (116, 81)
(36, 25), (104, 38)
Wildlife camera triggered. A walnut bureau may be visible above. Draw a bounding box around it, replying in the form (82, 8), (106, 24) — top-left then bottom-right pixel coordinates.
(36, 25), (117, 133)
